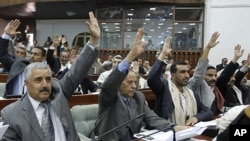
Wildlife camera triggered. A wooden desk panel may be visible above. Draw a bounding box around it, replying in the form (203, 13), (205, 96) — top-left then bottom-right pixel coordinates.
(0, 89), (156, 111)
(0, 73), (8, 83)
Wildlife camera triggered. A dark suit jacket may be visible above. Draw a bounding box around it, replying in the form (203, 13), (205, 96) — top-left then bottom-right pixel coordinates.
(0, 37), (60, 97)
(147, 60), (213, 122)
(216, 64), (226, 72)
(92, 68), (174, 141)
(57, 67), (98, 94)
(1, 44), (98, 141)
(216, 61), (245, 107)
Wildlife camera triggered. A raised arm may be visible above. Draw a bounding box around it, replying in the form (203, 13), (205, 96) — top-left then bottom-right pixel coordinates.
(60, 11), (100, 99)
(147, 36), (172, 96)
(100, 28), (147, 106)
(188, 32), (220, 91)
(0, 19), (21, 70)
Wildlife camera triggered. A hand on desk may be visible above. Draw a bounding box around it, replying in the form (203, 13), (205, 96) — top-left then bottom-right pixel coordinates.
(186, 116), (198, 126)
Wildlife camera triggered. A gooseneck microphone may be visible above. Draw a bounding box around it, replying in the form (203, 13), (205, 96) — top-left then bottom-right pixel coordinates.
(93, 113), (145, 141)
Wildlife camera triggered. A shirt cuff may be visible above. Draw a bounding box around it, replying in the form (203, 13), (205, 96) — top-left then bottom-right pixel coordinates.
(1, 33), (11, 40)
(118, 59), (130, 73)
(49, 46), (55, 50)
(87, 41), (96, 51)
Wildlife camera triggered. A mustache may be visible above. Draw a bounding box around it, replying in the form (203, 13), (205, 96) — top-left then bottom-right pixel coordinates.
(39, 88), (50, 93)
(209, 80), (216, 83)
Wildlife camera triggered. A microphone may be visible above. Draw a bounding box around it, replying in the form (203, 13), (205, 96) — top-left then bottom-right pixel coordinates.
(93, 113), (145, 141)
(131, 126), (176, 141)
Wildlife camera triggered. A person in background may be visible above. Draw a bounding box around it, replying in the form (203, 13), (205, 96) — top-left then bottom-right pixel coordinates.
(102, 53), (113, 70)
(0, 22), (47, 97)
(147, 36), (213, 126)
(143, 60), (151, 75)
(88, 57), (104, 75)
(1, 11), (100, 141)
(216, 45), (249, 111)
(97, 54), (122, 85)
(216, 57), (228, 72)
(92, 28), (189, 141)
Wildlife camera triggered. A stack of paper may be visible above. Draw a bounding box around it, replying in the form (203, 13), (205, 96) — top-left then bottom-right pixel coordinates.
(0, 122), (9, 139)
(134, 120), (217, 141)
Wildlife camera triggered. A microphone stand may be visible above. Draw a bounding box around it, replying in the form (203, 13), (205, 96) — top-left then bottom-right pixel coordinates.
(93, 113), (145, 141)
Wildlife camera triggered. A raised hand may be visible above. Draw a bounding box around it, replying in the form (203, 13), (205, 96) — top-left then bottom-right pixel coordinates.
(126, 28), (147, 63)
(244, 53), (250, 67)
(207, 31), (220, 49)
(158, 36), (172, 61)
(52, 34), (60, 46)
(4, 19), (20, 36)
(86, 11), (100, 45)
(235, 44), (244, 59)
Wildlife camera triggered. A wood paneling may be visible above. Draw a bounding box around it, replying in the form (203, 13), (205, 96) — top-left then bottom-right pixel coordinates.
(0, 89), (156, 112)
(172, 51), (202, 69)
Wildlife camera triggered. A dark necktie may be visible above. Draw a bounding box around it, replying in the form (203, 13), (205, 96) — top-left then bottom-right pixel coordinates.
(125, 98), (130, 108)
(40, 101), (55, 141)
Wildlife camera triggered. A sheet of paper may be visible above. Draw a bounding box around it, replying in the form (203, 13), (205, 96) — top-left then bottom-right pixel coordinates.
(194, 120), (217, 127)
(0, 122), (9, 139)
(176, 126), (208, 140)
(134, 129), (173, 141)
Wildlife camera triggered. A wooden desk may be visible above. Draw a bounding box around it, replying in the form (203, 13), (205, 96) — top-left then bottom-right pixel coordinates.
(89, 74), (99, 81)
(194, 135), (213, 140)
(0, 73), (8, 83)
(0, 89), (156, 111)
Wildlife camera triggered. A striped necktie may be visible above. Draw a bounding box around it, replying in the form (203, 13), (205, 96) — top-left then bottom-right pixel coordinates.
(40, 101), (55, 141)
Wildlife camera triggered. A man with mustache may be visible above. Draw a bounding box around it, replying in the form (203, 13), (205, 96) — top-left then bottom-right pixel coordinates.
(1, 11), (100, 141)
(0, 21), (60, 98)
(216, 47), (250, 111)
(187, 32), (224, 116)
(91, 28), (189, 141)
(147, 35), (213, 126)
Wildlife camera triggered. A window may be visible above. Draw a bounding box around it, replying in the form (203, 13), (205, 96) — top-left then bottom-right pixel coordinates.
(97, 5), (204, 51)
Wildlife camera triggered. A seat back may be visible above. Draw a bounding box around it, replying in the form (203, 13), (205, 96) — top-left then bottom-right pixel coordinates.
(71, 104), (98, 138)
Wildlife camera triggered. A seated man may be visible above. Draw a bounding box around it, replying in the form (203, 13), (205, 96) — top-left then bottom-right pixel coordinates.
(91, 28), (189, 141)
(1, 11), (100, 141)
(96, 54), (122, 85)
(147, 36), (213, 126)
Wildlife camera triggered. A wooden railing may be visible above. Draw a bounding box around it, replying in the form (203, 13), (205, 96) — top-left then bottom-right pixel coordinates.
(0, 73), (8, 83)
(0, 89), (155, 112)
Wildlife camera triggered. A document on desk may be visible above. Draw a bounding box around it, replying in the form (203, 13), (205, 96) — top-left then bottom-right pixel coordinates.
(134, 126), (207, 141)
(134, 129), (174, 141)
(0, 122), (9, 139)
(176, 126), (208, 140)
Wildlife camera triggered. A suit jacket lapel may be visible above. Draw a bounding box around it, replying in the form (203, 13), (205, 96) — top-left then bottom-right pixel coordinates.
(21, 95), (44, 140)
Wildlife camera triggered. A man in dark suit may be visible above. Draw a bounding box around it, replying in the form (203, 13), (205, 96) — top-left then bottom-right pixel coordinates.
(92, 28), (189, 141)
(0, 23), (60, 97)
(216, 58), (228, 72)
(147, 36), (213, 126)
(1, 11), (100, 141)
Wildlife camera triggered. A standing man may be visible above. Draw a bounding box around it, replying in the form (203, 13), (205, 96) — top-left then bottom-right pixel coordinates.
(147, 36), (213, 126)
(1, 11), (100, 141)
